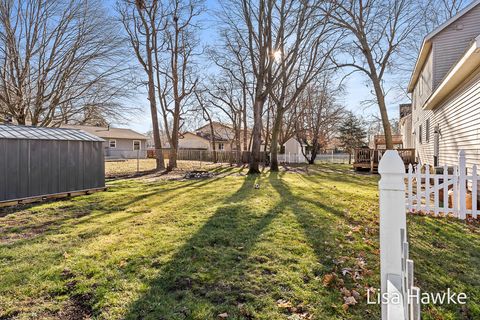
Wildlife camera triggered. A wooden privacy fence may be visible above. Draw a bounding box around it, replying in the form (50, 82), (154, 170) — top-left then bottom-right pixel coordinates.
(379, 151), (421, 320)
(405, 150), (479, 220)
(148, 149), (266, 164)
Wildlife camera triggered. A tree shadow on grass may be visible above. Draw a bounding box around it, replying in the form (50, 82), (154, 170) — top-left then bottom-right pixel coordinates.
(267, 173), (381, 319)
(123, 175), (288, 319)
(123, 172), (373, 319)
(0, 176), (225, 247)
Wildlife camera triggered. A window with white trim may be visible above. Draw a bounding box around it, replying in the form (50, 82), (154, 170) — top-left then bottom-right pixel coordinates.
(133, 140), (141, 151)
(218, 143), (224, 150)
(109, 140), (117, 148)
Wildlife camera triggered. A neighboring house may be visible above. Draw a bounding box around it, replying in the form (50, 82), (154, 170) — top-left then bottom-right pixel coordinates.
(178, 122), (251, 151)
(61, 124), (148, 159)
(407, 0), (480, 167)
(399, 104), (414, 149)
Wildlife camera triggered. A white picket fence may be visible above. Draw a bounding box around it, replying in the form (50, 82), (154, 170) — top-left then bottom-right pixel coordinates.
(277, 153), (307, 164)
(405, 150), (478, 220)
(379, 151), (421, 320)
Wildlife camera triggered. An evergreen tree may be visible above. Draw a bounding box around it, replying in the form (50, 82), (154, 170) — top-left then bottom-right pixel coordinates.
(338, 113), (367, 164)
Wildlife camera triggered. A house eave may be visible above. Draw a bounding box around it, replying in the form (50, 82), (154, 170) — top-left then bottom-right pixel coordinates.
(408, 41), (432, 93)
(407, 0), (480, 93)
(423, 36), (480, 111)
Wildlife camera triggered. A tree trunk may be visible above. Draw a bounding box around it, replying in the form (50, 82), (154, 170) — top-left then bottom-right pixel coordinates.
(209, 120), (217, 163)
(309, 139), (319, 165)
(235, 120), (242, 165)
(146, 48), (165, 171)
(372, 80), (393, 150)
(168, 101), (181, 171)
(248, 98), (264, 174)
(243, 104), (248, 151)
(270, 107), (284, 172)
(363, 45), (393, 150)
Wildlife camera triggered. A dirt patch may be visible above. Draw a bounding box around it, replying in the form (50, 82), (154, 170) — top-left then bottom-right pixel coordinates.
(56, 293), (93, 320)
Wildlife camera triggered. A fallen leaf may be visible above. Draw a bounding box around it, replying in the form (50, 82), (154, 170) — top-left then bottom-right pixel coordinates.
(277, 299), (293, 308)
(351, 290), (361, 301)
(344, 296), (357, 306)
(340, 287), (351, 297)
(218, 312), (228, 319)
(322, 273), (336, 286)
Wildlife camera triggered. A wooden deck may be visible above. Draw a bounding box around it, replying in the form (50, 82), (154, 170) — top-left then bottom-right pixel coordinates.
(353, 148), (415, 173)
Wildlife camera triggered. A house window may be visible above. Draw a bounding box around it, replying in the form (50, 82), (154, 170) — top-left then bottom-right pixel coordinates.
(109, 140), (117, 148)
(418, 125), (422, 144)
(133, 140), (141, 151)
(426, 118), (430, 143)
(218, 143), (224, 150)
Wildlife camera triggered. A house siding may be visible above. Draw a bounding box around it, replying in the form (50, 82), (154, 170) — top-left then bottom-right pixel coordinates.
(400, 114), (413, 149)
(105, 138), (147, 159)
(431, 5), (480, 89)
(413, 68), (480, 167)
(179, 133), (210, 150)
(412, 51), (434, 112)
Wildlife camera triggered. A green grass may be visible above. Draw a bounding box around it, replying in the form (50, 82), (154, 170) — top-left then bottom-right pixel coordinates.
(0, 164), (478, 319)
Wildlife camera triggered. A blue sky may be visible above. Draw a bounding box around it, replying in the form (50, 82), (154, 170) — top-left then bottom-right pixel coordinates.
(109, 0), (410, 133)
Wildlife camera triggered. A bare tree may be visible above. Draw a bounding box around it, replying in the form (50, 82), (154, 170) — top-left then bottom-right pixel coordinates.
(220, 0), (287, 174)
(208, 31), (254, 153)
(326, 0), (422, 149)
(193, 89), (218, 162)
(205, 76), (244, 164)
(118, 0), (166, 171)
(267, 1), (339, 171)
(156, 0), (203, 171)
(0, 0), (131, 127)
(422, 0), (468, 33)
(296, 77), (345, 164)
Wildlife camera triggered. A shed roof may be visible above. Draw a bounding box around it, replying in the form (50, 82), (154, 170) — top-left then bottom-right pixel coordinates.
(0, 124), (104, 142)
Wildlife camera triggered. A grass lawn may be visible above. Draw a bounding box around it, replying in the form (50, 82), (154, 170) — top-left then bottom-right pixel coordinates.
(0, 164), (479, 319)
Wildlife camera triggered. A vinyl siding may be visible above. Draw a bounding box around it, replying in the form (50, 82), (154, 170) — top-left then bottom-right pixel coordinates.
(411, 51), (433, 154)
(431, 5), (480, 89)
(412, 51), (434, 112)
(105, 138), (147, 159)
(179, 133), (210, 150)
(400, 114), (413, 148)
(413, 68), (480, 167)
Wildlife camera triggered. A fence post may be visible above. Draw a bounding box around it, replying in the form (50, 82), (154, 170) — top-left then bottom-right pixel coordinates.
(407, 164), (413, 212)
(458, 150), (466, 219)
(473, 164), (478, 219)
(136, 149), (139, 174)
(378, 150), (407, 319)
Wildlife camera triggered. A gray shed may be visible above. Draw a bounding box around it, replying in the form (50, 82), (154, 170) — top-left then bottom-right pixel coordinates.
(0, 125), (105, 204)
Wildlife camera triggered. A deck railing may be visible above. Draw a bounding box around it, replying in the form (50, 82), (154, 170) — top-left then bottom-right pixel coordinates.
(354, 148), (373, 164)
(354, 148), (416, 166)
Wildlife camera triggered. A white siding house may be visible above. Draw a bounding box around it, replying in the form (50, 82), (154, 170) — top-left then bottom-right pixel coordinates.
(407, 0), (480, 167)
